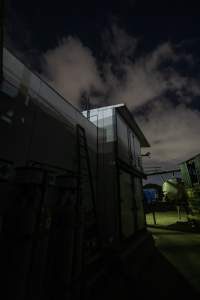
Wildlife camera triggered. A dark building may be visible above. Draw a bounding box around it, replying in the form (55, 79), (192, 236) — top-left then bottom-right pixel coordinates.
(0, 48), (153, 299)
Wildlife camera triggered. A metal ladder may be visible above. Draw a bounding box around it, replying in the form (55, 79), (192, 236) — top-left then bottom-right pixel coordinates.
(75, 124), (103, 297)
(76, 124), (96, 218)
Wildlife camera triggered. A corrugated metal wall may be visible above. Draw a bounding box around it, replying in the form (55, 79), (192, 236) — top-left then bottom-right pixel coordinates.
(180, 162), (192, 187)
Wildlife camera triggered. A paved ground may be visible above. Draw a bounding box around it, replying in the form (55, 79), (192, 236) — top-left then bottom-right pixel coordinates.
(149, 227), (200, 294)
(146, 210), (188, 226)
(92, 227), (200, 299)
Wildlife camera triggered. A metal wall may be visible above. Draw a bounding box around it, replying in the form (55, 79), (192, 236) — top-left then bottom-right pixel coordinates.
(85, 105), (147, 245)
(180, 155), (200, 187)
(0, 48), (97, 171)
(0, 49), (99, 300)
(0, 48), (149, 299)
(116, 111), (142, 170)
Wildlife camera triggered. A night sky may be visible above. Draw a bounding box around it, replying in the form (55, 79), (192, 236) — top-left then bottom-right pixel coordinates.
(4, 1), (200, 171)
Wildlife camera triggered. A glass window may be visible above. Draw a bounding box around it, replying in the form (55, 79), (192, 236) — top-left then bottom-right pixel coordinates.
(87, 108), (114, 142)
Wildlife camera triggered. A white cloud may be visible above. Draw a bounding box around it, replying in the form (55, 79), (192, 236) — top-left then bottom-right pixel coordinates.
(42, 25), (200, 168)
(103, 23), (138, 62)
(43, 37), (105, 107)
(106, 41), (200, 109)
(138, 101), (200, 168)
(108, 59), (168, 107)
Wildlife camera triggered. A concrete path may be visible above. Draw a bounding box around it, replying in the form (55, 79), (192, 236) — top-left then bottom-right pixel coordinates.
(149, 227), (200, 294)
(92, 228), (200, 299)
(146, 210), (188, 226)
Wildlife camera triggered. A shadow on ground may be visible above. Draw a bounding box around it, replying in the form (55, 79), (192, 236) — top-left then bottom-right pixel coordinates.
(91, 249), (199, 300)
(148, 221), (200, 233)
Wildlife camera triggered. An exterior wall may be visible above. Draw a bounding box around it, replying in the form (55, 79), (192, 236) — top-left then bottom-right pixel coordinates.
(0, 49), (98, 231)
(83, 107), (120, 245)
(2, 48), (96, 137)
(116, 111), (146, 235)
(0, 49), (100, 299)
(85, 106), (147, 244)
(116, 112), (142, 171)
(134, 177), (146, 230)
(0, 48), (97, 172)
(0, 49), (152, 299)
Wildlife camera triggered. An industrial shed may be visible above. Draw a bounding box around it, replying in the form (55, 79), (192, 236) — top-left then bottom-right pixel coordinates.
(83, 104), (150, 241)
(0, 48), (153, 299)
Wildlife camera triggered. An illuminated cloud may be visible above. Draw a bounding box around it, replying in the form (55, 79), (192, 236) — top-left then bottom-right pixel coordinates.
(42, 24), (200, 167)
(43, 37), (105, 107)
(138, 101), (200, 169)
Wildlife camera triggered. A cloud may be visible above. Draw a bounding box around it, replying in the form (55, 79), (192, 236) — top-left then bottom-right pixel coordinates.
(41, 24), (200, 168)
(107, 58), (168, 108)
(106, 40), (200, 109)
(5, 5), (200, 170)
(43, 25), (200, 110)
(102, 23), (138, 62)
(43, 37), (105, 107)
(138, 101), (200, 169)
